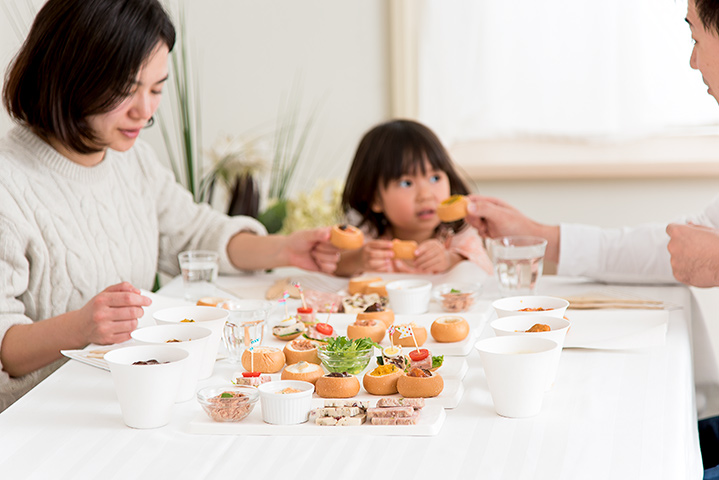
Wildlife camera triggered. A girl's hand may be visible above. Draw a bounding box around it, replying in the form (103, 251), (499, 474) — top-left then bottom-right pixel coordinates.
(362, 239), (395, 272)
(412, 239), (452, 274)
(76, 282), (152, 345)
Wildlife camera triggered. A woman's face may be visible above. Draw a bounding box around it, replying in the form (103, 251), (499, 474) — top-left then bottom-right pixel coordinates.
(371, 159), (451, 242)
(85, 42), (169, 162)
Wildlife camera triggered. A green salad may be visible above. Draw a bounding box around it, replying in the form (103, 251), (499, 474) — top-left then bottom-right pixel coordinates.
(318, 336), (380, 374)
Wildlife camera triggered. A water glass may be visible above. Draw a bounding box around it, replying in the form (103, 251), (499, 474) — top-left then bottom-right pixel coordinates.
(178, 250), (219, 302)
(221, 300), (272, 364)
(487, 236), (547, 297)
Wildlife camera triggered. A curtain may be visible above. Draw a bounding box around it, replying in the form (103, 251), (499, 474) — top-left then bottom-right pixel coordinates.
(416, 0), (719, 145)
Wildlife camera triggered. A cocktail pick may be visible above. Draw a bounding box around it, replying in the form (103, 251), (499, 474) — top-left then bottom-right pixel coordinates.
(279, 290), (290, 318)
(294, 282), (307, 310)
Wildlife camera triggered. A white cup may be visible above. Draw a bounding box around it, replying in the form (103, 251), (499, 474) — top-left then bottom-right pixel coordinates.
(487, 236), (547, 297)
(104, 345), (188, 429)
(178, 250), (219, 302)
(131, 324), (212, 402)
(475, 336), (557, 418)
(385, 279), (432, 314)
(490, 315), (570, 390)
(153, 306), (229, 379)
(257, 380), (315, 425)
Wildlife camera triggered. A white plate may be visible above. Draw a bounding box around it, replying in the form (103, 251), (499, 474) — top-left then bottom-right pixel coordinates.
(563, 309), (669, 350)
(61, 348), (112, 371)
(186, 401), (446, 436)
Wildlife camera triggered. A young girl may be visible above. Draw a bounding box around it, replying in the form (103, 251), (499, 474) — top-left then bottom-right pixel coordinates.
(335, 119), (493, 276)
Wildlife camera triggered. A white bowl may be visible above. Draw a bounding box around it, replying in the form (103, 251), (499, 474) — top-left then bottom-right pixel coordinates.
(490, 315), (570, 390)
(432, 282), (481, 313)
(257, 380), (314, 425)
(385, 279), (432, 314)
(153, 306), (229, 379)
(104, 345), (188, 429)
(492, 295), (569, 318)
(131, 324), (212, 402)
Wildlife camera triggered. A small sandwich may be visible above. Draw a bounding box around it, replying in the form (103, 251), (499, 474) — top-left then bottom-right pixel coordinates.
(233, 372), (272, 387)
(366, 396), (425, 425)
(309, 400), (369, 426)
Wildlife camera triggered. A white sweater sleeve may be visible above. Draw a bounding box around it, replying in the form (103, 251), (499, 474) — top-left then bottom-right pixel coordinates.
(556, 194), (719, 283)
(134, 142), (267, 276)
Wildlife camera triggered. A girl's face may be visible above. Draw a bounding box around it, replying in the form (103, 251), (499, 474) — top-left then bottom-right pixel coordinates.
(372, 159), (451, 242)
(79, 42), (169, 166)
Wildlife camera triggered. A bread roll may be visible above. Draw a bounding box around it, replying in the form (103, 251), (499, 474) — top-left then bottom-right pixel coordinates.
(281, 361), (324, 385)
(364, 280), (388, 297)
(397, 371), (444, 398)
(392, 239), (418, 260)
(315, 374), (360, 398)
(346, 319), (386, 344)
(356, 309), (394, 328)
(362, 364), (402, 395)
(283, 339), (320, 365)
(330, 224), (364, 250)
(391, 324), (427, 347)
(431, 316), (470, 343)
(348, 275), (382, 295)
(437, 195), (468, 222)
(196, 296), (227, 307)
(241, 346), (285, 373)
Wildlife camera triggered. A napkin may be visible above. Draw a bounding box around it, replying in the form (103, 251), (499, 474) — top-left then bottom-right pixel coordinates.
(563, 308), (669, 350)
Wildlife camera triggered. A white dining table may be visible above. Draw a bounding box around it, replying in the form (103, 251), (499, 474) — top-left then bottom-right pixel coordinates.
(0, 266), (704, 480)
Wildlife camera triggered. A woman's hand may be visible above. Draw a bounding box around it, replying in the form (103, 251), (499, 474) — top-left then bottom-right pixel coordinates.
(284, 227), (340, 273)
(76, 282), (152, 345)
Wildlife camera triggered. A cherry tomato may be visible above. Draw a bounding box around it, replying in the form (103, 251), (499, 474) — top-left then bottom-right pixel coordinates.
(297, 307), (313, 314)
(409, 349), (429, 362)
(242, 371), (261, 377)
(315, 323), (333, 336)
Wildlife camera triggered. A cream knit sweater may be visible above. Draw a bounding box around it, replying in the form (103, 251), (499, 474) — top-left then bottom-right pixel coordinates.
(0, 126), (266, 411)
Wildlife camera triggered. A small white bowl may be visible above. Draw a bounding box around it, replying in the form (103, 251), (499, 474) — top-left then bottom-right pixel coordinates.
(492, 295), (569, 318)
(432, 282), (481, 313)
(385, 279), (432, 314)
(153, 306), (229, 379)
(257, 380), (314, 425)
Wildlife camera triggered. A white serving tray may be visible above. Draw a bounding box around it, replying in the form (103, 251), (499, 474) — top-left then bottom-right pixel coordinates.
(186, 402), (446, 436)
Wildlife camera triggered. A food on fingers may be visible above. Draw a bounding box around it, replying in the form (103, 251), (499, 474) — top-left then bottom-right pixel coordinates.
(363, 364), (402, 395)
(430, 316), (470, 343)
(310, 400), (369, 426)
(283, 338), (320, 365)
(348, 275), (383, 295)
(196, 296), (228, 307)
(315, 372), (361, 398)
(391, 323), (427, 347)
(347, 317), (386, 344)
(233, 371), (272, 387)
(437, 194), (468, 223)
(356, 302), (394, 328)
(330, 224), (364, 250)
(396, 368), (444, 398)
(367, 397), (424, 425)
(272, 316), (306, 341)
(281, 361), (324, 385)
(407, 348), (444, 371)
(241, 346), (286, 374)
(392, 239), (418, 260)
(303, 322), (337, 343)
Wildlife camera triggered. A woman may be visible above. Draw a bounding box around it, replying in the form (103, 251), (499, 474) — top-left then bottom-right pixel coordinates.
(0, 0), (338, 411)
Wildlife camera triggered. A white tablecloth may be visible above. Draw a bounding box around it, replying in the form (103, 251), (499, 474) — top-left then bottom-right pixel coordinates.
(0, 268), (703, 480)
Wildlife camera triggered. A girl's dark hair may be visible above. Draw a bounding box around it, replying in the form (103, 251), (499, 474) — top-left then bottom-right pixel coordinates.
(696, 0), (719, 37)
(2, 0), (175, 154)
(342, 119), (471, 237)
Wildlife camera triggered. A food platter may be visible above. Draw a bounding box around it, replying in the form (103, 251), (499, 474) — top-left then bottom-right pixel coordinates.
(186, 401), (446, 436)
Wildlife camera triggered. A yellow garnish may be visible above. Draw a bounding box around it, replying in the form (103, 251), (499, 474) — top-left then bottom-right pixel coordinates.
(370, 364), (398, 376)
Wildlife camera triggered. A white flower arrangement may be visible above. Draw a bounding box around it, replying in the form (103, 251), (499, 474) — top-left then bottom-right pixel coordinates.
(280, 179), (344, 234)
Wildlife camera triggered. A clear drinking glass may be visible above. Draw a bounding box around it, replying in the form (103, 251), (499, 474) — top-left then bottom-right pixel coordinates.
(487, 236), (547, 297)
(178, 250), (219, 301)
(221, 300), (272, 364)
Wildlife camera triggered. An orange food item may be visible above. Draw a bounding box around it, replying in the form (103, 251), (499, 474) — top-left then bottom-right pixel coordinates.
(526, 324), (551, 333)
(330, 224), (364, 250)
(517, 307), (553, 312)
(437, 195), (468, 222)
(392, 239), (418, 260)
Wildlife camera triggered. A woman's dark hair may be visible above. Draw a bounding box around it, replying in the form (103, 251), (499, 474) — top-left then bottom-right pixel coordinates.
(696, 0), (719, 36)
(342, 119), (471, 237)
(2, 0), (175, 154)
